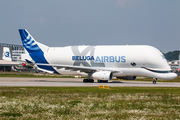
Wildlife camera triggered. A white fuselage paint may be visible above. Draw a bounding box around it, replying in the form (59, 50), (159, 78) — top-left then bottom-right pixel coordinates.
(41, 45), (176, 80)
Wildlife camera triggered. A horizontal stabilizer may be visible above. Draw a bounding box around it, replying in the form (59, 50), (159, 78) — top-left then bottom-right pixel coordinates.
(25, 59), (34, 64)
(37, 68), (54, 74)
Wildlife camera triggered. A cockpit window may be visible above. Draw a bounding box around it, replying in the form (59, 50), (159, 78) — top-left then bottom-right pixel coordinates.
(162, 55), (166, 59)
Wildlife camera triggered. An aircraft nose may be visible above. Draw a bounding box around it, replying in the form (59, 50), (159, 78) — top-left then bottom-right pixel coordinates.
(168, 73), (177, 80)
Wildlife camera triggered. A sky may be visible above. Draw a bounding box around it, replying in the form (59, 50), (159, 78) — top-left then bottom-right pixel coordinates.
(0, 0), (180, 53)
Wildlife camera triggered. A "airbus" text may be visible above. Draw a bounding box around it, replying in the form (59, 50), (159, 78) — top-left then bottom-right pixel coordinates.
(72, 56), (126, 63)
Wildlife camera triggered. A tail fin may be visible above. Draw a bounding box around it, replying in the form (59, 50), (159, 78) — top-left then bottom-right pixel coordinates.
(2, 47), (12, 61)
(19, 29), (49, 53)
(19, 29), (58, 74)
(19, 29), (49, 63)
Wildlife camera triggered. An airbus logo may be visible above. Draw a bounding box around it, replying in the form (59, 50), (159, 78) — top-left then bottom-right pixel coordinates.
(72, 56), (126, 63)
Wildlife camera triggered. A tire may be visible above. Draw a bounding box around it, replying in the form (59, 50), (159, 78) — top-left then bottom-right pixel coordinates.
(103, 80), (108, 83)
(97, 80), (108, 83)
(97, 80), (100, 83)
(83, 79), (88, 83)
(83, 79), (94, 83)
(153, 81), (156, 84)
(89, 79), (94, 83)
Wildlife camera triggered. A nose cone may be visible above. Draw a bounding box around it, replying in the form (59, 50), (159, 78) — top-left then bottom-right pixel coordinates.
(168, 73), (177, 80)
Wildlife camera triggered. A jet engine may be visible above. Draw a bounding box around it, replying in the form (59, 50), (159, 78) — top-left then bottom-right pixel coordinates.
(116, 76), (136, 80)
(92, 71), (113, 80)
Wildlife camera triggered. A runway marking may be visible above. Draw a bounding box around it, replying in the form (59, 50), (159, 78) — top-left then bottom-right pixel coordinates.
(104, 85), (110, 89)
(99, 85), (103, 88)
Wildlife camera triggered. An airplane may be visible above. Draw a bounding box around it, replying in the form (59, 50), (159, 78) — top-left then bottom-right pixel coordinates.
(18, 29), (177, 84)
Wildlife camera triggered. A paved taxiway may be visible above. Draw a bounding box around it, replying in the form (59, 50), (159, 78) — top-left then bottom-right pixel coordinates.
(0, 77), (180, 87)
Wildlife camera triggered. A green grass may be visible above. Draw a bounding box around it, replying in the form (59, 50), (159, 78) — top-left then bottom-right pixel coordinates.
(0, 72), (77, 78)
(135, 75), (180, 82)
(0, 87), (180, 119)
(0, 112), (22, 117)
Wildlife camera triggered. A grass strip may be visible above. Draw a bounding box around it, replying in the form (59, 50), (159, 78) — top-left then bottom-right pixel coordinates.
(0, 87), (180, 119)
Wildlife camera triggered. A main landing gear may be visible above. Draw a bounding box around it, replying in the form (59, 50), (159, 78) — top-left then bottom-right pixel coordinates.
(83, 79), (94, 83)
(83, 73), (94, 83)
(153, 78), (157, 84)
(97, 80), (108, 83)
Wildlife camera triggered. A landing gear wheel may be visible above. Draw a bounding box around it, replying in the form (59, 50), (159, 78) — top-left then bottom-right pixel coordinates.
(89, 79), (94, 83)
(83, 79), (94, 83)
(153, 80), (156, 84)
(153, 78), (157, 84)
(103, 80), (108, 83)
(97, 80), (108, 83)
(83, 79), (88, 83)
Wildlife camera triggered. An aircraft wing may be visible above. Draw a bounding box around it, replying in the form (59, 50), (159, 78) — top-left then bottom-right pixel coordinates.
(36, 63), (118, 73)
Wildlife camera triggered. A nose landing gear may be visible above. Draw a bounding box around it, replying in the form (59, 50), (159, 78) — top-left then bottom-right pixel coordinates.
(153, 78), (157, 84)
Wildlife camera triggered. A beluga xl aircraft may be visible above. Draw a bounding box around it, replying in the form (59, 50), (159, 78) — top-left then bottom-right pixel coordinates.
(19, 29), (177, 84)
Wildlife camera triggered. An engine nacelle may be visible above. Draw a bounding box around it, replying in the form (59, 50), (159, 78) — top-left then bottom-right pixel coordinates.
(92, 71), (113, 80)
(116, 76), (137, 80)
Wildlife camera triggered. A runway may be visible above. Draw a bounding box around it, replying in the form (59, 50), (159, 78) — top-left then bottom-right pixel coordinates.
(0, 77), (180, 87)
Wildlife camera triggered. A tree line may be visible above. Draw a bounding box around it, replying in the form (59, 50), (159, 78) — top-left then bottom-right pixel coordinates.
(164, 50), (180, 61)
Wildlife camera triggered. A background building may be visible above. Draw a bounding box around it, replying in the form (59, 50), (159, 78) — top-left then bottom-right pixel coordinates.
(12, 44), (25, 60)
(0, 43), (25, 60)
(168, 60), (179, 68)
(0, 43), (24, 71)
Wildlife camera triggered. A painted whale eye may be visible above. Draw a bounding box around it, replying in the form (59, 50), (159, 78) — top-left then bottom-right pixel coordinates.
(131, 62), (136, 66)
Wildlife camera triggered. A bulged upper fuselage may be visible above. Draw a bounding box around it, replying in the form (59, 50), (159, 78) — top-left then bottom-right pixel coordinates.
(43, 45), (176, 80)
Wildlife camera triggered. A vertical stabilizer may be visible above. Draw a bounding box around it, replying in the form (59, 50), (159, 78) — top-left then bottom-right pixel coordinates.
(19, 29), (49, 53)
(19, 29), (49, 63)
(2, 47), (12, 61)
(19, 29), (58, 74)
